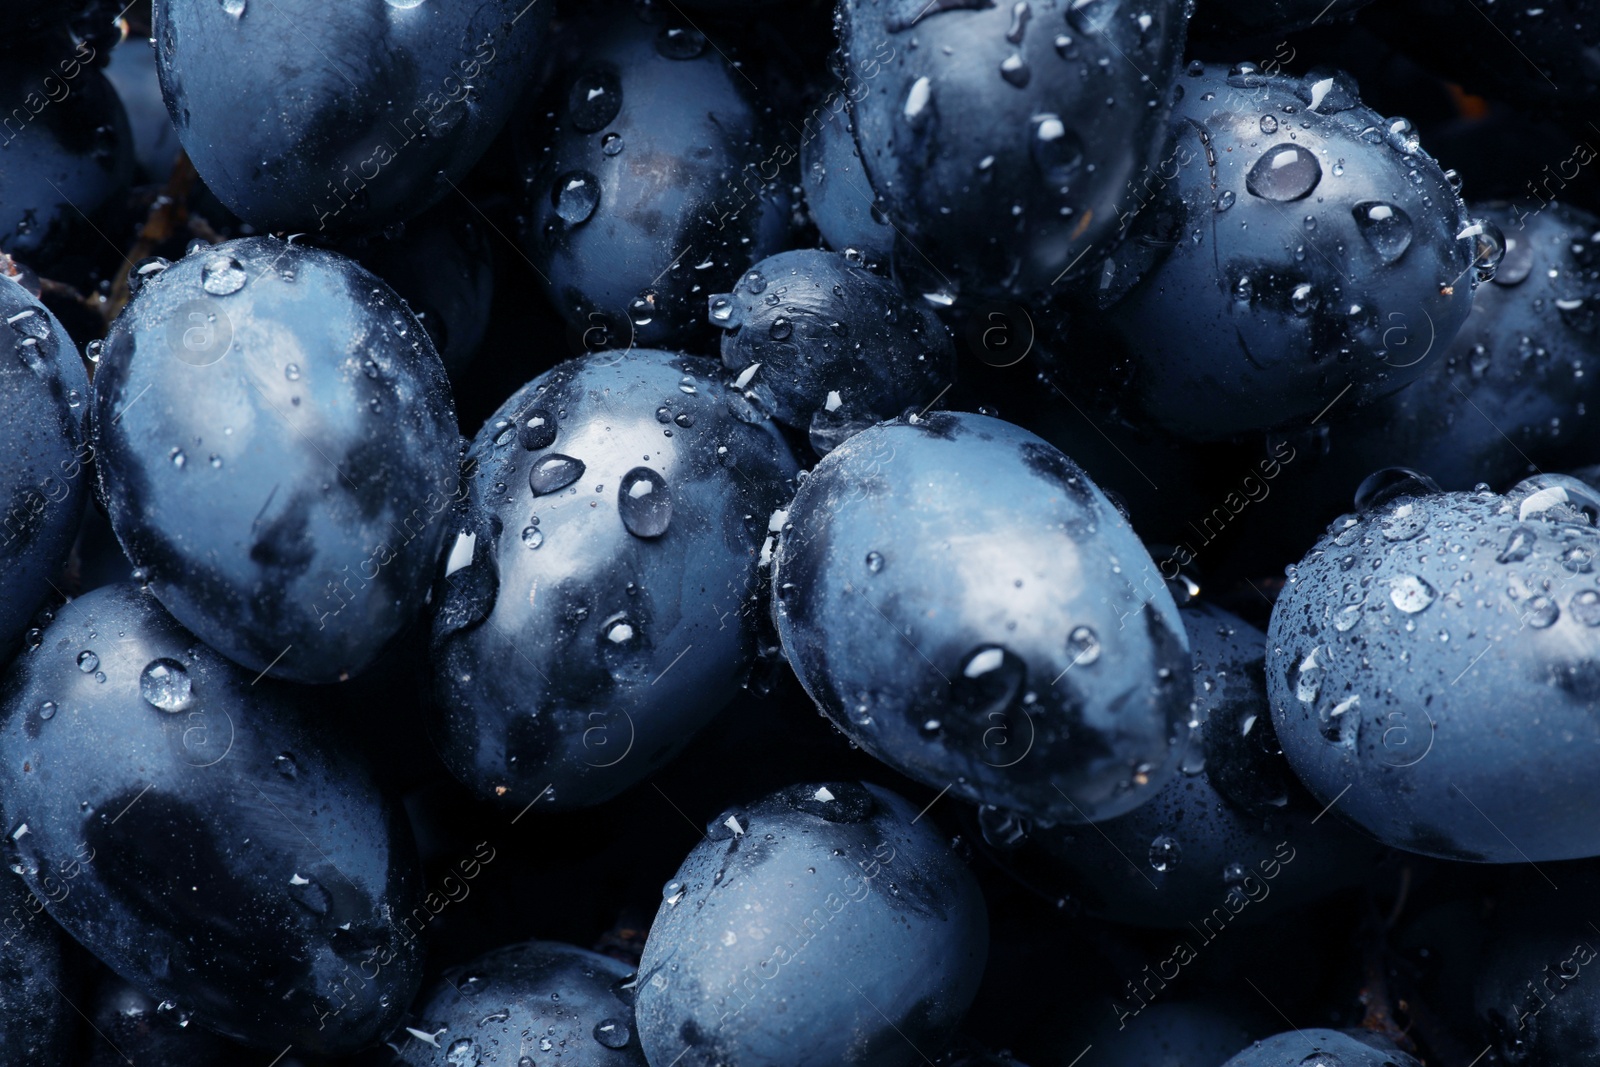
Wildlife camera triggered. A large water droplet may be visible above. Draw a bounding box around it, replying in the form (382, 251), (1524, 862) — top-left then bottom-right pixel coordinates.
(1572, 590), (1600, 627)
(1379, 501), (1427, 541)
(618, 467), (672, 538)
(1354, 468), (1441, 512)
(518, 408), (557, 450)
(655, 26), (707, 59)
(1497, 525), (1536, 563)
(1031, 114), (1084, 189)
(951, 645), (1027, 719)
(1320, 693), (1360, 744)
(1352, 201), (1414, 264)
(529, 454), (585, 495)
(1460, 217), (1507, 282)
(1389, 574), (1436, 614)
(902, 76), (936, 132)
(1293, 646), (1322, 703)
(569, 69), (622, 132)
(553, 171), (600, 225)
(446, 1037), (479, 1067)
(1526, 596), (1560, 629)
(1245, 144), (1322, 201)
(140, 658), (192, 711)
(6, 309), (49, 341)
(201, 255), (247, 295)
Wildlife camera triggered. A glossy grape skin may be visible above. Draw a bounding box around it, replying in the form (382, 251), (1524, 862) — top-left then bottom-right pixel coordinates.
(773, 411), (1191, 824)
(635, 781), (988, 1067)
(0, 583), (424, 1054)
(90, 237), (461, 684)
(974, 601), (1380, 928)
(1104, 62), (1481, 440)
(0, 46), (133, 260)
(518, 4), (791, 351)
(0, 869), (77, 1065)
(1219, 1028), (1419, 1066)
(1268, 476), (1600, 862)
(429, 348), (797, 810)
(838, 0), (1190, 303)
(153, 0), (549, 233)
(0, 275), (89, 660)
(397, 940), (646, 1066)
(711, 248), (954, 454)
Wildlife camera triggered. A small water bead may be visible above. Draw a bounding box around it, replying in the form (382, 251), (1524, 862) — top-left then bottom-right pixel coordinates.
(1030, 113), (1083, 188)
(284, 363), (301, 381)
(1259, 114), (1278, 134)
(656, 26), (707, 59)
(1148, 835), (1181, 872)
(770, 317), (793, 340)
(593, 1018), (632, 1048)
(1290, 283), (1318, 315)
(865, 551), (884, 573)
(38, 702), (56, 721)
(273, 753), (298, 778)
(1065, 626), (1101, 666)
(140, 658), (193, 711)
(529, 454), (585, 495)
(601, 132), (624, 156)
(1216, 190), (1236, 212)
(999, 53), (1031, 88)
(521, 526), (545, 549)
(77, 650), (99, 673)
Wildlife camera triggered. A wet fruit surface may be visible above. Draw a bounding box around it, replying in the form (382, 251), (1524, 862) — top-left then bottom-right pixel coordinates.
(153, 0), (549, 233)
(91, 236), (460, 684)
(0, 583), (423, 1053)
(635, 782), (988, 1067)
(1268, 474), (1600, 861)
(1103, 62), (1488, 439)
(430, 348), (797, 809)
(3, 1), (1600, 1063)
(773, 411), (1191, 824)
